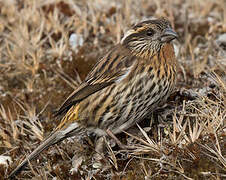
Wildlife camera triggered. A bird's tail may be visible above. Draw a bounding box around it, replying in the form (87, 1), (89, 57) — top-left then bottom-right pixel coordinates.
(8, 106), (84, 179)
(8, 130), (62, 178)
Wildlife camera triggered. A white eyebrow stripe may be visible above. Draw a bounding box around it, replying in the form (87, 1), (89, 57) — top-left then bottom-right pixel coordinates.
(121, 29), (136, 44)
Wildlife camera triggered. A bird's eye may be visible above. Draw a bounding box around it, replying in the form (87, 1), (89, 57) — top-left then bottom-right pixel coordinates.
(146, 29), (155, 36)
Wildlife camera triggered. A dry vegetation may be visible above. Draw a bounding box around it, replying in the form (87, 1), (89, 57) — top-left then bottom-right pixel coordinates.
(0, 0), (225, 179)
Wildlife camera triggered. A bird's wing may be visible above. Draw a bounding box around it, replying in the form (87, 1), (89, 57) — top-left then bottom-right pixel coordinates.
(55, 44), (137, 117)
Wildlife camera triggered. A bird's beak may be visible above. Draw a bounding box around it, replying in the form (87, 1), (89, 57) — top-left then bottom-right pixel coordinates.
(161, 28), (178, 43)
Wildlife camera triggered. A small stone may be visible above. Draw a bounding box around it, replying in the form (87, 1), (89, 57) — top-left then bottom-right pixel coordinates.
(0, 156), (12, 167)
(69, 33), (84, 52)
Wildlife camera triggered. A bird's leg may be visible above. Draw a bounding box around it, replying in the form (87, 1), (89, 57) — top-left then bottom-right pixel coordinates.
(105, 129), (128, 149)
(93, 136), (105, 161)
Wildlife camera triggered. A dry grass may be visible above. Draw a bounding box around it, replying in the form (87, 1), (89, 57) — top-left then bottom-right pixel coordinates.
(0, 0), (225, 179)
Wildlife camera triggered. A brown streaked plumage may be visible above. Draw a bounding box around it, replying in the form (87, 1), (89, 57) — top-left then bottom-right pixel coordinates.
(8, 17), (178, 178)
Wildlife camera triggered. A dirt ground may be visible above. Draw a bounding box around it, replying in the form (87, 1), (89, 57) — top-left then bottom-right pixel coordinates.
(0, 0), (225, 179)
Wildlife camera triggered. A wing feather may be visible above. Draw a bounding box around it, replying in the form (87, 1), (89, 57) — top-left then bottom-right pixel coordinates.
(55, 44), (136, 116)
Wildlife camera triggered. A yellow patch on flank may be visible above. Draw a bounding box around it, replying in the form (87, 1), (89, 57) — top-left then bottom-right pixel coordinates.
(74, 105), (80, 120)
(56, 105), (80, 130)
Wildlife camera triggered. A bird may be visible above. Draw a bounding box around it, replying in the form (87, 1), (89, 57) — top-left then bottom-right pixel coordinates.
(8, 17), (178, 178)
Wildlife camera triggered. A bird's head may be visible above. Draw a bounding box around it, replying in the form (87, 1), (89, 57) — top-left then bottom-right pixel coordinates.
(121, 18), (178, 57)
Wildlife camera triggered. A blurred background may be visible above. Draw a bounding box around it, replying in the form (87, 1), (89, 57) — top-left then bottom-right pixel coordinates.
(0, 0), (225, 179)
